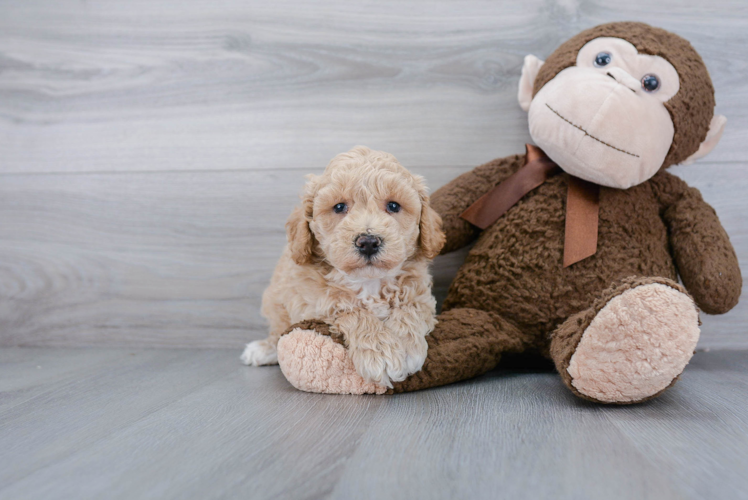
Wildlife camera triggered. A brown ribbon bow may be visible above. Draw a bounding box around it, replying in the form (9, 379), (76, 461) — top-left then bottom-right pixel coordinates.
(460, 144), (600, 267)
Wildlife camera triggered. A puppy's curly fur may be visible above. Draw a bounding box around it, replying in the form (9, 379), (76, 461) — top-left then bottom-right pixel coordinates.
(241, 146), (445, 387)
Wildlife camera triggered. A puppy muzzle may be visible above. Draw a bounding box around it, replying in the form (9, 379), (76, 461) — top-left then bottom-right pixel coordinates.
(355, 234), (383, 258)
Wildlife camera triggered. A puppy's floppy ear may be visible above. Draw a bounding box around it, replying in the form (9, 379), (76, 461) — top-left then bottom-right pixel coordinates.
(286, 177), (317, 265)
(415, 179), (446, 260)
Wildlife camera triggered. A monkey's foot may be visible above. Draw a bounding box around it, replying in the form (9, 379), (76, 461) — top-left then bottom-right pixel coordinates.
(554, 278), (700, 404)
(277, 323), (387, 395)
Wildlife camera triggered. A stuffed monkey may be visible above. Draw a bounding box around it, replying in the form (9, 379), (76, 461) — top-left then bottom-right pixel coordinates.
(276, 22), (741, 404)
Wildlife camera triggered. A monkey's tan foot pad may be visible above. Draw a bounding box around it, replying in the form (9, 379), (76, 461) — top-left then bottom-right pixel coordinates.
(568, 283), (700, 404)
(277, 328), (388, 395)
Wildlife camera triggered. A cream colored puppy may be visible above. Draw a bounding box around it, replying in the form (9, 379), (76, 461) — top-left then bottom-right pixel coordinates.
(241, 146), (445, 387)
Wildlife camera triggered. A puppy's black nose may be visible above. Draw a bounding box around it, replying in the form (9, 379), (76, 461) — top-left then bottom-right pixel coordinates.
(355, 234), (382, 257)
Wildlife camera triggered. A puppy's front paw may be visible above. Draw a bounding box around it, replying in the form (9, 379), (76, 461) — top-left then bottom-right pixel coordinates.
(349, 336), (427, 388)
(240, 339), (278, 366)
(382, 335), (427, 384)
(349, 346), (392, 388)
(401, 335), (428, 376)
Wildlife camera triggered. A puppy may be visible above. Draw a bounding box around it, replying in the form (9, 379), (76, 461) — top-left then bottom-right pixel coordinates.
(241, 146), (445, 387)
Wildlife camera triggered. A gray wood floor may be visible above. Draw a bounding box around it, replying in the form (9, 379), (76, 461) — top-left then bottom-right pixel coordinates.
(1, 0), (747, 349)
(1, 347), (746, 500)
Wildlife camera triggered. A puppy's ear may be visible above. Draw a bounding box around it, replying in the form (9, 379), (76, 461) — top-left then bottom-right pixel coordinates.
(286, 179), (317, 265)
(417, 185), (446, 260)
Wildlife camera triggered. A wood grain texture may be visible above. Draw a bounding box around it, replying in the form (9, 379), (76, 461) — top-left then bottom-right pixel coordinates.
(0, 0), (746, 348)
(1, 347), (747, 500)
(0, 0), (747, 173)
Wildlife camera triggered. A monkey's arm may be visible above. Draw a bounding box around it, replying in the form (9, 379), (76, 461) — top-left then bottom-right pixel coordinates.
(651, 171), (742, 314)
(431, 154), (524, 254)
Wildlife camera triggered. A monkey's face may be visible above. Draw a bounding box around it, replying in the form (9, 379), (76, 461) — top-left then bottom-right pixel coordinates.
(527, 37), (681, 189)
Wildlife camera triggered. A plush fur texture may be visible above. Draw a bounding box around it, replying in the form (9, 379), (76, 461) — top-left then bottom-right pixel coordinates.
(551, 276), (700, 404)
(274, 23), (741, 404)
(437, 156), (740, 329)
(242, 146), (445, 388)
(567, 283), (700, 403)
(278, 327), (387, 395)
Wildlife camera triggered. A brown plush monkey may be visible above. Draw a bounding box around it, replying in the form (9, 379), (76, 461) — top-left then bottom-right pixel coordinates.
(275, 22), (742, 404)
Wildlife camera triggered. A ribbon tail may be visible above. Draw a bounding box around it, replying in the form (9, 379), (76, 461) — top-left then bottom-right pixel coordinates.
(563, 176), (600, 268)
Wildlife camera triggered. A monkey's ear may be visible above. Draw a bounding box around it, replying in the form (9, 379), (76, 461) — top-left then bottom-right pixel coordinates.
(681, 115), (727, 165)
(518, 55), (545, 112)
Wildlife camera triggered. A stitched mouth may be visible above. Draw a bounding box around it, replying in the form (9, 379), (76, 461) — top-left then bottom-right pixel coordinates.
(546, 104), (639, 158)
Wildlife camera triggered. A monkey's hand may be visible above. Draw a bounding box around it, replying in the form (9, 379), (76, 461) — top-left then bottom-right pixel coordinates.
(664, 187), (742, 314)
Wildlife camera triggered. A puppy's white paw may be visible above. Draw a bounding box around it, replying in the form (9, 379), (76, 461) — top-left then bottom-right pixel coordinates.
(384, 336), (427, 383)
(348, 336), (427, 387)
(349, 346), (392, 388)
(402, 335), (428, 376)
(240, 339), (278, 366)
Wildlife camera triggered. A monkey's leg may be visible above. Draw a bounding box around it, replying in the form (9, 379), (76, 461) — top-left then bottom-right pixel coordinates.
(276, 309), (530, 395)
(388, 308), (529, 393)
(549, 276), (700, 404)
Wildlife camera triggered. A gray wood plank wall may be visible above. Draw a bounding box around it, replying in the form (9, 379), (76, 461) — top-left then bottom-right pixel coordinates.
(1, 0), (746, 349)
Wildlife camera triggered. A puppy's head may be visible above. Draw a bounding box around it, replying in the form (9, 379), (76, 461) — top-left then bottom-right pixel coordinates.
(286, 146), (444, 278)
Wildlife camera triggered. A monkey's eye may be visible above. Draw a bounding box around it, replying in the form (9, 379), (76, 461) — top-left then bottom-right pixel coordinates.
(333, 202), (347, 214)
(594, 52), (612, 67)
(386, 201), (401, 213)
(641, 74), (660, 92)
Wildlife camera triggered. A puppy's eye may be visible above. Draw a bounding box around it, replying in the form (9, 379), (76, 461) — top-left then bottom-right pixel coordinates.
(333, 203), (347, 214)
(386, 201), (401, 213)
(594, 52), (612, 67)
